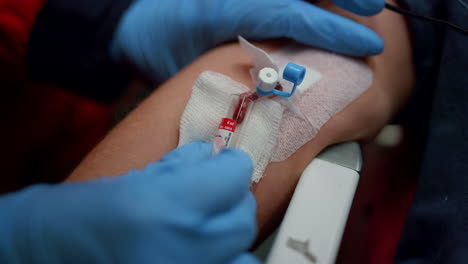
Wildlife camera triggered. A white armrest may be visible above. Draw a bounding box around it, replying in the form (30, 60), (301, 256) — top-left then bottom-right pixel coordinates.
(265, 142), (362, 264)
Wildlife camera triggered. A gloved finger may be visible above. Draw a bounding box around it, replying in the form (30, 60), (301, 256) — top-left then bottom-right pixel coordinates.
(205, 192), (257, 238)
(274, 0), (383, 56)
(202, 193), (257, 261)
(180, 148), (254, 214)
(209, 192), (257, 238)
(333, 0), (385, 16)
(130, 142), (212, 182)
(220, 0), (383, 56)
(230, 253), (261, 264)
(159, 142), (212, 165)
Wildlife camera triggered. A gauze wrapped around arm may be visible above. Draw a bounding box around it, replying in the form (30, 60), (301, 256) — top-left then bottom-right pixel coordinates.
(179, 38), (372, 182)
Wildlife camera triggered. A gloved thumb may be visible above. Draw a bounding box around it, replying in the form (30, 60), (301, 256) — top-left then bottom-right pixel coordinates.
(179, 148), (254, 215)
(159, 142), (212, 165)
(230, 253), (261, 264)
(333, 0), (385, 16)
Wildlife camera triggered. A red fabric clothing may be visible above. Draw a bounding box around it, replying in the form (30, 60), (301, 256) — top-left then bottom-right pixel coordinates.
(0, 0), (114, 192)
(1, 84), (112, 194)
(0, 0), (46, 66)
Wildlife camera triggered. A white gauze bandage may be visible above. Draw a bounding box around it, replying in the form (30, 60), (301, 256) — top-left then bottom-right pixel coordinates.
(178, 71), (283, 182)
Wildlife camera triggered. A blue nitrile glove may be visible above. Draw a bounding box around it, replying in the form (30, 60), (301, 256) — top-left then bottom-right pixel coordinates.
(333, 0), (385, 16)
(111, 0), (385, 82)
(0, 142), (259, 264)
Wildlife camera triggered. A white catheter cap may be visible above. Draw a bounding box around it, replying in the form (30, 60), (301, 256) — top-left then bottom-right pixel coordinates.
(257, 67), (279, 93)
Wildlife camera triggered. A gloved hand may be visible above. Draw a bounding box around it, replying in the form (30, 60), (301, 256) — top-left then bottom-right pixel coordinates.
(0, 142), (259, 264)
(111, 0), (385, 82)
(333, 0), (385, 16)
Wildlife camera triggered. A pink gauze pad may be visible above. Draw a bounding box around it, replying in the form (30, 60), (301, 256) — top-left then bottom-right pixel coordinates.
(239, 37), (373, 162)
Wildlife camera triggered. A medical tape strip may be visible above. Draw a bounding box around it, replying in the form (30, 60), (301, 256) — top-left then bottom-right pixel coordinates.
(239, 37), (373, 162)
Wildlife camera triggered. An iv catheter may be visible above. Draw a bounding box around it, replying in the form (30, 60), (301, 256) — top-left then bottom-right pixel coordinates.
(212, 63), (306, 154)
(232, 62), (306, 125)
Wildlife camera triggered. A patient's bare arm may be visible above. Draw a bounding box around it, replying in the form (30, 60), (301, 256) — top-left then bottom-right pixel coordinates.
(68, 2), (413, 240)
